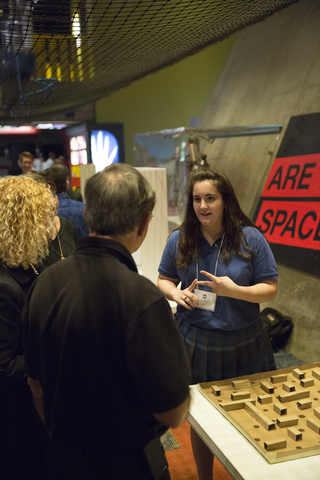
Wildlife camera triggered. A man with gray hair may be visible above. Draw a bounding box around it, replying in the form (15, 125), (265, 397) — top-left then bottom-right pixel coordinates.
(23, 164), (191, 480)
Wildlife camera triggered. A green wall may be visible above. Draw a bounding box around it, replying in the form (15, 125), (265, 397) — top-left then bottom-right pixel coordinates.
(95, 35), (237, 164)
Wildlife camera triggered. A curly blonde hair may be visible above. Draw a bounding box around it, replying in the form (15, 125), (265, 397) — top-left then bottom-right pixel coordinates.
(0, 176), (55, 269)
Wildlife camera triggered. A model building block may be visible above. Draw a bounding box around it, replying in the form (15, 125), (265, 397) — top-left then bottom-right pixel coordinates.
(211, 386), (221, 396)
(300, 378), (314, 388)
(232, 379), (251, 390)
(273, 403), (287, 416)
(282, 381), (295, 392)
(278, 390), (310, 403)
(260, 381), (274, 394)
(307, 418), (320, 434)
(264, 439), (287, 451)
(292, 368), (305, 380)
(276, 415), (299, 428)
(287, 427), (302, 441)
(297, 399), (312, 410)
(270, 374), (287, 383)
(312, 368), (320, 381)
(244, 402), (276, 430)
(258, 394), (273, 405)
(231, 391), (250, 401)
(220, 398), (256, 411)
(314, 407), (320, 419)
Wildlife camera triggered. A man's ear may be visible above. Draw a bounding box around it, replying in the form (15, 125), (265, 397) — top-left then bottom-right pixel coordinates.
(137, 213), (152, 237)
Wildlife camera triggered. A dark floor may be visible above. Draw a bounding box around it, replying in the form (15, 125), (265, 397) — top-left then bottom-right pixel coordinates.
(273, 349), (305, 370)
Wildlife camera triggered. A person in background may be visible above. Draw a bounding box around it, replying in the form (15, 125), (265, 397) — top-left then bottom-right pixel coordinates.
(158, 169), (278, 480)
(46, 164), (89, 239)
(55, 156), (65, 165)
(42, 151), (56, 170)
(51, 162), (84, 202)
(56, 154), (71, 171)
(0, 175), (55, 480)
(26, 171), (77, 267)
(23, 164), (191, 480)
(20, 151), (34, 174)
(32, 155), (45, 173)
(8, 151), (34, 175)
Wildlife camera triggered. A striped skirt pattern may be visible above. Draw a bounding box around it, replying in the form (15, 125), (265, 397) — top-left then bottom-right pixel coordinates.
(176, 315), (276, 385)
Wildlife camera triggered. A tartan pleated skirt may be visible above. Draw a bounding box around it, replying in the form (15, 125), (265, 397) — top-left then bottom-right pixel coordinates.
(175, 314), (276, 385)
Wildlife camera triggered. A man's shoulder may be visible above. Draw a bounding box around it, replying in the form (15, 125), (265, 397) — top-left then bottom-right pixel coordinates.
(58, 193), (81, 204)
(127, 267), (169, 309)
(67, 197), (85, 209)
(31, 250), (166, 314)
(83, 248), (163, 298)
(58, 195), (85, 213)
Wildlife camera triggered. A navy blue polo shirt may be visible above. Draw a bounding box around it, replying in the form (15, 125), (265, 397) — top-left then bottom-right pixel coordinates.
(158, 227), (278, 331)
(57, 193), (89, 239)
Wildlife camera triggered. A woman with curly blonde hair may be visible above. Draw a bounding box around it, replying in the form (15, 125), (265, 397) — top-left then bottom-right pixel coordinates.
(25, 171), (77, 267)
(0, 175), (55, 269)
(0, 175), (55, 480)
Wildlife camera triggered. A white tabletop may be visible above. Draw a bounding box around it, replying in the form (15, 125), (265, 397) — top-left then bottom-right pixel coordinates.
(187, 385), (320, 480)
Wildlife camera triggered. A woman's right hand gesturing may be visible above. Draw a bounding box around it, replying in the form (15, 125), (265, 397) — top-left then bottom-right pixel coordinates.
(174, 279), (199, 310)
(157, 275), (199, 310)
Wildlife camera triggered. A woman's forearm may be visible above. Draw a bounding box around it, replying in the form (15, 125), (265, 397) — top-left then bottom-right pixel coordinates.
(157, 276), (180, 302)
(229, 280), (278, 303)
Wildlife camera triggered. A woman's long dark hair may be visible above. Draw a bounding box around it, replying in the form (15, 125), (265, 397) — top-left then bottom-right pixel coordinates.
(176, 169), (259, 269)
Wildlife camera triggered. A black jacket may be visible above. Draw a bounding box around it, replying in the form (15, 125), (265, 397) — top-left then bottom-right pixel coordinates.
(0, 264), (38, 412)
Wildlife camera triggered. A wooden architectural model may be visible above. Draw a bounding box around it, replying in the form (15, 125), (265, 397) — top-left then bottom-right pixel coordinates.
(199, 363), (320, 464)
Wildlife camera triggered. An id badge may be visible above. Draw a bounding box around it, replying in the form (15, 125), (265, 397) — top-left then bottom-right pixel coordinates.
(195, 289), (216, 312)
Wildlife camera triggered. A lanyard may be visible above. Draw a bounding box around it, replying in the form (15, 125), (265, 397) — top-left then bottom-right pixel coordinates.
(196, 233), (225, 289)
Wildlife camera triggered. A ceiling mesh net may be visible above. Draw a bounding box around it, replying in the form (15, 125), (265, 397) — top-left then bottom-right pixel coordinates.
(0, 0), (299, 122)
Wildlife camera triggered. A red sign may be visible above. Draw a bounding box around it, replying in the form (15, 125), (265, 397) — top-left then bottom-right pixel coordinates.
(262, 154), (320, 198)
(255, 154), (320, 250)
(256, 200), (320, 250)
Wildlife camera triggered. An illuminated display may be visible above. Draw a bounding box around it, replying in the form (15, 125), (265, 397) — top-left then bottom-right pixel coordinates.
(70, 135), (87, 165)
(66, 123), (123, 191)
(91, 130), (119, 172)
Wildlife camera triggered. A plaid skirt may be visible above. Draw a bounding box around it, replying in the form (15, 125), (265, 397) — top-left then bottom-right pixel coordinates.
(175, 315), (276, 384)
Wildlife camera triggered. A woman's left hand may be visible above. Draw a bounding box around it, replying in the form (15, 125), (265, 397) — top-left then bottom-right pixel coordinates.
(197, 271), (278, 303)
(196, 270), (236, 297)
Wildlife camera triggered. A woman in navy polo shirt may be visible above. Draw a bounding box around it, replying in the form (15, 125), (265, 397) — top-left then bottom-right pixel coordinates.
(158, 169), (278, 480)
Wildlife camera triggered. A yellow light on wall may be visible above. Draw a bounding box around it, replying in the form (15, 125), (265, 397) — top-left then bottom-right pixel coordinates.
(45, 63), (52, 79)
(72, 13), (83, 81)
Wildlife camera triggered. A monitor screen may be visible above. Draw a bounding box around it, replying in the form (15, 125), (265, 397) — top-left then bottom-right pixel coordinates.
(91, 129), (119, 172)
(70, 135), (87, 165)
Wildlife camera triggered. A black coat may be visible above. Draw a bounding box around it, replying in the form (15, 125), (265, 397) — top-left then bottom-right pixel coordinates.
(0, 264), (37, 411)
(0, 263), (48, 480)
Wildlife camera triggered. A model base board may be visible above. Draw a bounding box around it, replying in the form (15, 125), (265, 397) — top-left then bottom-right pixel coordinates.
(198, 363), (320, 464)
